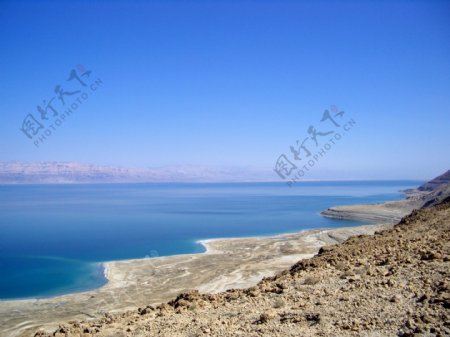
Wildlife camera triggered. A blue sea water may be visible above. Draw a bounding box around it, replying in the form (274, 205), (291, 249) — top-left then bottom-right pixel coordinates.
(0, 181), (420, 300)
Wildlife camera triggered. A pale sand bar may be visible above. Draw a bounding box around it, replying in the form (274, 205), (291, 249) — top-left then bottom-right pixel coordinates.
(321, 199), (418, 223)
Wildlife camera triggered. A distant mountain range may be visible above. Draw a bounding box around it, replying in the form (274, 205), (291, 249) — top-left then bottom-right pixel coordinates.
(0, 162), (274, 184)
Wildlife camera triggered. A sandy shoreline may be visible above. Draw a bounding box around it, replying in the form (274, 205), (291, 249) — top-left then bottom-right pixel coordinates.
(195, 231), (308, 255)
(321, 198), (420, 223)
(0, 221), (395, 337)
(34, 199), (448, 337)
(1, 188), (420, 337)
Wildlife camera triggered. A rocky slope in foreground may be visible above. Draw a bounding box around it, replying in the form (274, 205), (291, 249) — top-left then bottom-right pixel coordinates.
(34, 198), (450, 337)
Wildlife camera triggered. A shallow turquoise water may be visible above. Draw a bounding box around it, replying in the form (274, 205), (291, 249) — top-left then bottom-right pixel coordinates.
(0, 181), (420, 300)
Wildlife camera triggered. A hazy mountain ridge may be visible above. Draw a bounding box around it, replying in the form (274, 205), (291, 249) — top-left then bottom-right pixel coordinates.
(0, 162), (273, 183)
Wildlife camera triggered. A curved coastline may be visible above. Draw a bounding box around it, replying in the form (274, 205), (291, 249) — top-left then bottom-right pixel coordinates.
(1, 182), (416, 304)
(1, 221), (395, 337)
(0, 191), (410, 337)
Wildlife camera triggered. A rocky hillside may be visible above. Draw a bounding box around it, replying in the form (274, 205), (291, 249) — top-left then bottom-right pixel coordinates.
(421, 184), (450, 208)
(418, 170), (450, 192)
(33, 198), (450, 337)
(408, 178), (450, 209)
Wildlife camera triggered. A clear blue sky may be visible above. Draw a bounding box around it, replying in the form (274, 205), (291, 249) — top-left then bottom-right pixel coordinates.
(1, 0), (449, 180)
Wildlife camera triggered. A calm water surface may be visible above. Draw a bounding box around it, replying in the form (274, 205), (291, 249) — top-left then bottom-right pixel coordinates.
(0, 181), (420, 299)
